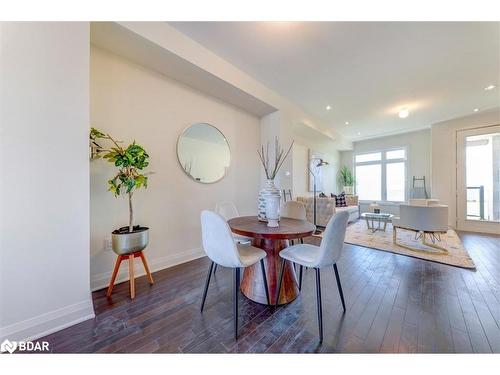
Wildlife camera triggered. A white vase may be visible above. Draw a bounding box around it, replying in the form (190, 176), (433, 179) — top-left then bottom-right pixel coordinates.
(265, 194), (281, 227)
(258, 179), (281, 222)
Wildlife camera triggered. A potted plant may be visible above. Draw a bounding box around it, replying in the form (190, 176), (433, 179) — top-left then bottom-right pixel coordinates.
(339, 166), (355, 195)
(90, 128), (150, 255)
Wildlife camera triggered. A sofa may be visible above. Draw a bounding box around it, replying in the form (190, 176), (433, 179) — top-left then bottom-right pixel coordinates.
(296, 195), (359, 227)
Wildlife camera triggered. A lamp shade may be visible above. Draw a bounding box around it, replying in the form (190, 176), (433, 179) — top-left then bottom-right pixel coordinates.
(316, 159), (329, 167)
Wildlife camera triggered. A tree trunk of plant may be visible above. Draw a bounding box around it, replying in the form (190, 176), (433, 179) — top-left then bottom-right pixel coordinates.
(128, 192), (134, 233)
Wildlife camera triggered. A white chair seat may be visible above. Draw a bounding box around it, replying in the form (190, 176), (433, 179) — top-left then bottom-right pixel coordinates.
(236, 243), (267, 267)
(279, 244), (321, 268)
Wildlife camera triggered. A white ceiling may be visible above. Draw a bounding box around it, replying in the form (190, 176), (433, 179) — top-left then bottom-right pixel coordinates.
(170, 22), (500, 141)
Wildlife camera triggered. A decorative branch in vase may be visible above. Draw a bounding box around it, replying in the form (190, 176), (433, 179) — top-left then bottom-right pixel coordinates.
(257, 137), (294, 226)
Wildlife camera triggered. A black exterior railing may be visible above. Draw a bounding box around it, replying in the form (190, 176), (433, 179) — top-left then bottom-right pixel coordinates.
(467, 186), (485, 220)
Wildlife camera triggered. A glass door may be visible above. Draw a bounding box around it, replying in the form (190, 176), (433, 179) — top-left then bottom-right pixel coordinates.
(457, 125), (500, 233)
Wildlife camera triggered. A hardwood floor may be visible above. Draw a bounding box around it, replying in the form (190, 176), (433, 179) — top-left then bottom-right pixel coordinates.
(40, 231), (499, 353)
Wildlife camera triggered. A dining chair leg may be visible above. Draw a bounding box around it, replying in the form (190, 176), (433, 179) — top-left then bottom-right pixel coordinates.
(107, 255), (123, 297)
(259, 259), (271, 305)
(213, 263), (218, 275)
(300, 238), (304, 244)
(129, 255), (135, 299)
(315, 268), (323, 343)
(200, 261), (214, 312)
(233, 267), (240, 340)
(299, 265), (304, 291)
(275, 259), (286, 307)
(333, 263), (346, 313)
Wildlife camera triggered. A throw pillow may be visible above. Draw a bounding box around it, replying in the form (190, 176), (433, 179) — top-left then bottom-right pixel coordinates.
(335, 192), (347, 207)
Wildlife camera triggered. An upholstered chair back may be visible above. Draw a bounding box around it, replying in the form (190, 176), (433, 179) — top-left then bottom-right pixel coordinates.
(281, 201), (307, 221)
(215, 201), (240, 221)
(398, 205), (448, 232)
(315, 210), (349, 268)
(200, 210), (243, 268)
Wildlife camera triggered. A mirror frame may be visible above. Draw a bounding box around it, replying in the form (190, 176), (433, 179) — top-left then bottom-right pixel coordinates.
(176, 123), (231, 184)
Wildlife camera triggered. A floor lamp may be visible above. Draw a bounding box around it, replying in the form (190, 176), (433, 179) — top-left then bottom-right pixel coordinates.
(309, 158), (329, 234)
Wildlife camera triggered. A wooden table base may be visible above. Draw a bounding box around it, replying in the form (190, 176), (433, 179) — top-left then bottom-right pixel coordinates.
(240, 238), (299, 305)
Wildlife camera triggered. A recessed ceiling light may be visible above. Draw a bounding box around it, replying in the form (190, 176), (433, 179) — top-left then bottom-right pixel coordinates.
(473, 108), (479, 112)
(398, 108), (410, 118)
(345, 121), (349, 125)
(484, 85), (496, 91)
(326, 105), (331, 110)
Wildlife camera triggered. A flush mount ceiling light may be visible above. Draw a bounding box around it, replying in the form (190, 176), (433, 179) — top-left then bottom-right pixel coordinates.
(474, 108), (479, 112)
(326, 105), (331, 110)
(345, 121), (349, 125)
(398, 108), (410, 118)
(484, 85), (496, 91)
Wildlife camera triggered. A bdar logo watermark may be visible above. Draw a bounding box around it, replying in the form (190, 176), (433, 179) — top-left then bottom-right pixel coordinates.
(1, 339), (50, 353)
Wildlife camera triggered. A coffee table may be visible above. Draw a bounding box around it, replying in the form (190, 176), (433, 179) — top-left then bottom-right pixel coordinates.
(361, 212), (394, 233)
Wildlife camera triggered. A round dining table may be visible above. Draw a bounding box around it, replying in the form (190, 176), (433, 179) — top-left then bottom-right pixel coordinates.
(228, 216), (316, 305)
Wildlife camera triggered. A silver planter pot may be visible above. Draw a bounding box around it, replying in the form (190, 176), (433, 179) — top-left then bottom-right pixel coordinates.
(111, 226), (149, 255)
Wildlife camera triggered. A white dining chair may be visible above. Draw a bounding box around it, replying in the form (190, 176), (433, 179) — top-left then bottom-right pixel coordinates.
(214, 201), (253, 275)
(200, 210), (270, 339)
(275, 210), (349, 343)
(281, 200), (307, 245)
(281, 200), (309, 280)
(281, 200), (307, 221)
(215, 201), (253, 245)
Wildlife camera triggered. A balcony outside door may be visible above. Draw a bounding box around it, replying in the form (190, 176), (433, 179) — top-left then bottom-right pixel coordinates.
(456, 125), (500, 233)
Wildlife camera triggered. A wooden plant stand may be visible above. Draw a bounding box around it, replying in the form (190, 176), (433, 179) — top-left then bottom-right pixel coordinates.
(107, 251), (154, 299)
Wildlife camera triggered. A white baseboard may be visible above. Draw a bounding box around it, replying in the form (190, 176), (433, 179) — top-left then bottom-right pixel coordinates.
(90, 247), (205, 291)
(0, 299), (95, 342)
(0, 249), (205, 343)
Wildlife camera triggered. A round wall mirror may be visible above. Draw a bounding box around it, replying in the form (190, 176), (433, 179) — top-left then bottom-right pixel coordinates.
(177, 123), (231, 183)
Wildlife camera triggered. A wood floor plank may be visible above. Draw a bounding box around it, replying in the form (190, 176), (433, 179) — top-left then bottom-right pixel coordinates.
(37, 231), (499, 353)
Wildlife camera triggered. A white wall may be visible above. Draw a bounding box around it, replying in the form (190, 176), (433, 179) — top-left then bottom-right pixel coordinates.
(90, 46), (261, 290)
(292, 141), (339, 198)
(431, 108), (500, 230)
(0, 23), (94, 341)
(340, 129), (431, 215)
(94, 22), (352, 197)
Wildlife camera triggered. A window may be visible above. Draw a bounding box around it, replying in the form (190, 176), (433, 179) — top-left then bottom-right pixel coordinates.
(386, 149), (405, 160)
(386, 162), (405, 201)
(355, 164), (382, 201)
(354, 148), (406, 202)
(355, 152), (381, 163)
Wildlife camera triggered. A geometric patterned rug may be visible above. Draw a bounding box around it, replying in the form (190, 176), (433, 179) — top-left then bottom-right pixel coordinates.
(342, 220), (476, 269)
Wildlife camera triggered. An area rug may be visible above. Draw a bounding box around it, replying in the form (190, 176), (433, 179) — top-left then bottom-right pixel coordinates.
(338, 220), (475, 269)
